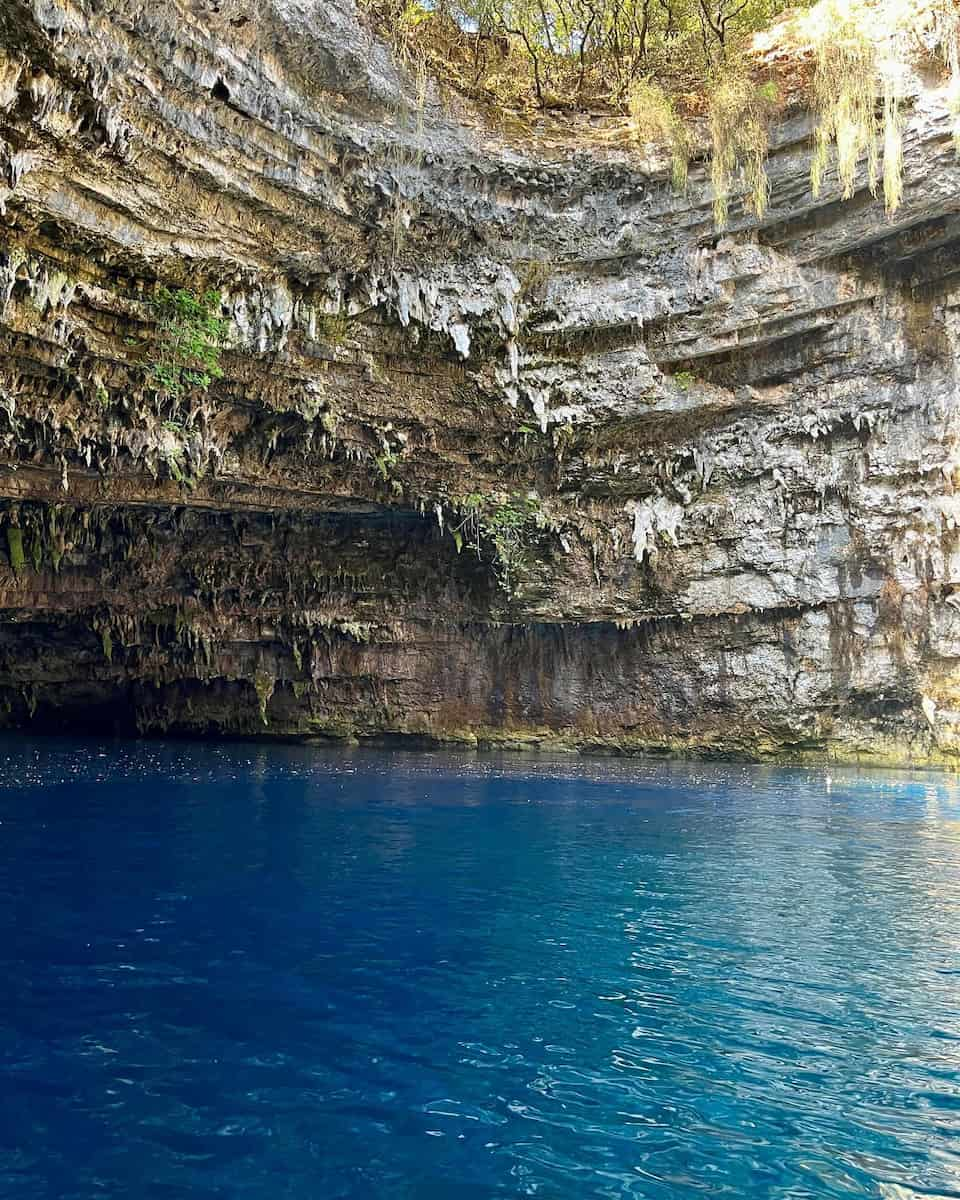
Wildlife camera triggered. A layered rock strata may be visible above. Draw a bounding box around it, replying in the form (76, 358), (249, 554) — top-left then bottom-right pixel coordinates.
(1, 0), (960, 763)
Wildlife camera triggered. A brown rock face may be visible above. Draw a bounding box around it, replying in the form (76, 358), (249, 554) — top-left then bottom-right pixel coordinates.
(1, 0), (960, 763)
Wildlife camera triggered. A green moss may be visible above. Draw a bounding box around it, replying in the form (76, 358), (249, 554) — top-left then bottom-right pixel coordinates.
(6, 527), (24, 576)
(302, 715), (358, 741)
(315, 310), (350, 346)
(372, 448), (398, 481)
(253, 671), (275, 725)
(28, 531), (42, 573)
(165, 451), (185, 484)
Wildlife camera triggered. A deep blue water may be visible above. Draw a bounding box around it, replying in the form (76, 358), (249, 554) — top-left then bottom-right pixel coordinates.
(2, 739), (960, 1198)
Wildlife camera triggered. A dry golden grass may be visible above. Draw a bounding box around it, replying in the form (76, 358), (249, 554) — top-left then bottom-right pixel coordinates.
(362, 0), (960, 225)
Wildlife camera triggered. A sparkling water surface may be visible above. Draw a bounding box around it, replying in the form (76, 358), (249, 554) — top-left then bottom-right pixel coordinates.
(2, 736), (960, 1199)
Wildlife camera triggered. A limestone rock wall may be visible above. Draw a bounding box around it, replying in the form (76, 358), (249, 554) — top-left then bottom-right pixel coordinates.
(1, 0), (960, 763)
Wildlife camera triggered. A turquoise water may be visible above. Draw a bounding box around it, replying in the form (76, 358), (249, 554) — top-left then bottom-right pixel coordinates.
(2, 738), (960, 1198)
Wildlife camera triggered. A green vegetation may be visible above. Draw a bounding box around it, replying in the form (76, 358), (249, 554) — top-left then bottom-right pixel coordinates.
(673, 369), (695, 390)
(5, 526), (23, 576)
(452, 492), (548, 594)
(373, 447), (399, 480)
(161, 437), (187, 484)
(1, 504), (70, 575)
(253, 671), (275, 725)
(368, 0), (797, 109)
(316, 309), (350, 346)
(149, 286), (228, 401)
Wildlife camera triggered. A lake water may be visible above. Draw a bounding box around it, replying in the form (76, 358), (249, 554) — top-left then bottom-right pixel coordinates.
(1, 737), (960, 1198)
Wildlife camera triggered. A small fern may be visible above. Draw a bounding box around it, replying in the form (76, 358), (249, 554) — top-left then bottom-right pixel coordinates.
(149, 287), (228, 401)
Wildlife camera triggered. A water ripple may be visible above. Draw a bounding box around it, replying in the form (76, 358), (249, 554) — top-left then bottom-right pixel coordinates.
(1, 736), (960, 1197)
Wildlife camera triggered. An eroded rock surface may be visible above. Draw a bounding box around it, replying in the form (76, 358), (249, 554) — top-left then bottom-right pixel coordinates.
(1, 0), (960, 763)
